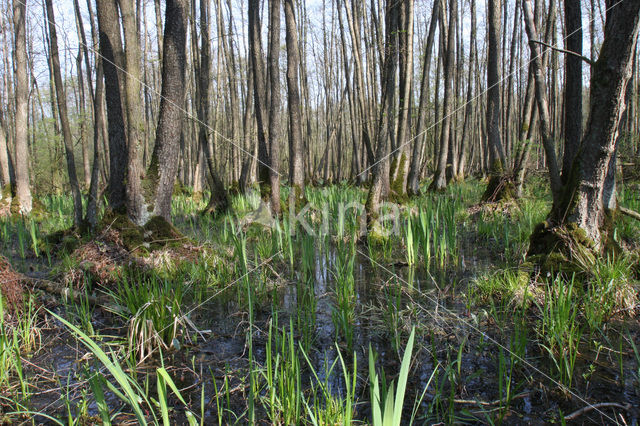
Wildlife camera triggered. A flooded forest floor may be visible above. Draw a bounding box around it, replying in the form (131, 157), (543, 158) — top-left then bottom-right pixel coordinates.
(1, 177), (640, 424)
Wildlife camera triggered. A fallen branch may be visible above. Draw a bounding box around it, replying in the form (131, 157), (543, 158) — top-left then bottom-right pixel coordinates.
(563, 402), (632, 421)
(425, 391), (530, 407)
(28, 276), (111, 306)
(620, 206), (640, 221)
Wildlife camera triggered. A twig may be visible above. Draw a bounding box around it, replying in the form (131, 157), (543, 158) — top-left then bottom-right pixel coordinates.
(564, 402), (632, 421)
(531, 40), (595, 65)
(451, 391), (531, 406)
(620, 206), (640, 221)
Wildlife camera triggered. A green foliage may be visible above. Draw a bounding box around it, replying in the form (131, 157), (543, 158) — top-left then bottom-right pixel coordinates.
(105, 269), (188, 362)
(369, 327), (416, 426)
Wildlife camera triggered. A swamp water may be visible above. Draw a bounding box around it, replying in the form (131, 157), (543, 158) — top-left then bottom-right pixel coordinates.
(19, 241), (640, 424)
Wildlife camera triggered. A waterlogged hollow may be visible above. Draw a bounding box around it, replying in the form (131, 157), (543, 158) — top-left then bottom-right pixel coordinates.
(22, 242), (638, 424)
(3, 182), (640, 424)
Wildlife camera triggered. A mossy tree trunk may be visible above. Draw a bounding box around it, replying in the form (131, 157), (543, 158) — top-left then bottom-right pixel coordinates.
(529, 0), (640, 259)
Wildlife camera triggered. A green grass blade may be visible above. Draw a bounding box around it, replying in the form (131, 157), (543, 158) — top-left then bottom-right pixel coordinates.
(393, 327), (415, 426)
(48, 310), (148, 425)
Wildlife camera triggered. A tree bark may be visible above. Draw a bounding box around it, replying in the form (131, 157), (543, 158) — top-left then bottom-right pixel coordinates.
(562, 0), (583, 184)
(95, 0), (127, 213)
(144, 0), (188, 221)
(267, 0), (282, 215)
(12, 0), (32, 214)
(117, 0), (147, 224)
(284, 0), (305, 204)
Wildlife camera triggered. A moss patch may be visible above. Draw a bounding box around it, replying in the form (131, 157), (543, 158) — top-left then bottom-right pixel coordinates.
(98, 211), (183, 255)
(45, 228), (84, 254)
(173, 182), (193, 197)
(390, 153), (409, 203)
(143, 215), (182, 246)
(527, 221), (598, 275)
(482, 174), (516, 203)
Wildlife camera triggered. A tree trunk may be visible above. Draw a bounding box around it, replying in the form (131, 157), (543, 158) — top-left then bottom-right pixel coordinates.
(482, 0), (510, 202)
(267, 0), (282, 215)
(456, 0), (477, 181)
(529, 0), (640, 259)
(117, 0), (147, 224)
(522, 0), (562, 205)
(390, 0), (414, 198)
(200, 0), (230, 215)
(0, 108), (10, 189)
(12, 0), (32, 214)
(284, 0), (305, 204)
(429, 0), (455, 191)
(95, 0), (127, 213)
(248, 0), (271, 199)
(407, 0), (440, 195)
(562, 0), (583, 183)
(365, 0), (400, 225)
(144, 0), (188, 221)
(45, 0), (84, 227)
